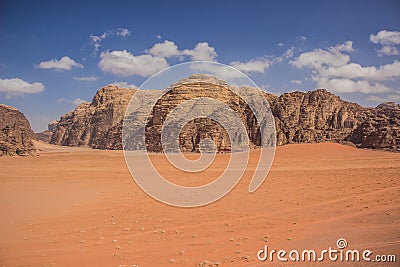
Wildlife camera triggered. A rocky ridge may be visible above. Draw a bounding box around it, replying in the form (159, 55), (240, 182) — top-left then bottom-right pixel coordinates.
(49, 75), (400, 152)
(0, 104), (36, 156)
(50, 85), (136, 149)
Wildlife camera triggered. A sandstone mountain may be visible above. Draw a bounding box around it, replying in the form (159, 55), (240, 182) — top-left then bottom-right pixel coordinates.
(0, 104), (36, 156)
(49, 75), (400, 152)
(50, 85), (135, 149)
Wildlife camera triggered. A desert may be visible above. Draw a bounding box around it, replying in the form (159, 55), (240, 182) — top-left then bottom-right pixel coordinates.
(0, 141), (399, 266)
(1, 2), (400, 266)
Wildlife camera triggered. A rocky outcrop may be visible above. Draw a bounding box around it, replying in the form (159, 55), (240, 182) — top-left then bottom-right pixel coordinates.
(144, 75), (264, 152)
(268, 89), (371, 145)
(35, 130), (53, 143)
(50, 85), (136, 149)
(0, 104), (36, 156)
(347, 102), (400, 151)
(50, 76), (400, 152)
(35, 120), (60, 143)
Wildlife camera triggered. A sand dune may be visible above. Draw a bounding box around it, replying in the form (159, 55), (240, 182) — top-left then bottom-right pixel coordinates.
(0, 143), (398, 266)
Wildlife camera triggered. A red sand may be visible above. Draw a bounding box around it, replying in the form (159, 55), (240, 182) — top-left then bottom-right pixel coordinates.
(0, 142), (399, 266)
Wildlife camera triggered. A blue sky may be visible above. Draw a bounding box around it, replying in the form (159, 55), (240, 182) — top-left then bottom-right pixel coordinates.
(0, 0), (399, 132)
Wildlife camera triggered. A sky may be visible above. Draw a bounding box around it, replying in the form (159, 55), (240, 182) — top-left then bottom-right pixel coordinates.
(0, 0), (399, 132)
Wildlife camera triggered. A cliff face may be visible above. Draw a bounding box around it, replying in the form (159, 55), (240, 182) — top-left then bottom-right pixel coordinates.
(347, 102), (400, 150)
(269, 89), (371, 145)
(50, 85), (136, 149)
(49, 76), (400, 152)
(0, 104), (36, 156)
(144, 75), (262, 152)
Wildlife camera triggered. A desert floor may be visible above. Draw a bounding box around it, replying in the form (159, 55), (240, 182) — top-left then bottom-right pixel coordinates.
(0, 142), (399, 266)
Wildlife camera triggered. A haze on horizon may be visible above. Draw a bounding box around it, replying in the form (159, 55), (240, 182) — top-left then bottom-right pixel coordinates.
(0, 0), (399, 132)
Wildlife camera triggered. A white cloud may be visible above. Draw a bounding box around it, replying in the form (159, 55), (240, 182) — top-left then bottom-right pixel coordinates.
(230, 59), (272, 73)
(71, 98), (87, 106)
(369, 30), (400, 57)
(156, 35), (162, 39)
(275, 47), (295, 62)
(148, 40), (181, 58)
(291, 80), (302, 85)
(56, 98), (88, 106)
(377, 45), (399, 56)
(110, 81), (137, 88)
(147, 40), (218, 61)
(229, 47), (295, 75)
(116, 28), (131, 37)
(332, 41), (354, 52)
(316, 77), (391, 94)
(0, 78), (44, 97)
(183, 42), (217, 61)
(291, 40), (399, 94)
(90, 28), (131, 54)
(369, 30), (400, 45)
(278, 42), (284, 47)
(37, 56), (83, 71)
(291, 48), (350, 69)
(368, 93), (400, 103)
(99, 50), (169, 77)
(318, 61), (400, 81)
(73, 76), (99, 81)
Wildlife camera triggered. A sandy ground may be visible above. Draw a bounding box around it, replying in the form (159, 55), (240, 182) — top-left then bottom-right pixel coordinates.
(0, 141), (399, 266)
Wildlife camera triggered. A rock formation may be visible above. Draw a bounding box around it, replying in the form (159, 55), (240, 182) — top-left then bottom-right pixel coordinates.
(347, 102), (400, 150)
(49, 75), (400, 152)
(0, 104), (36, 156)
(35, 120), (60, 143)
(50, 85), (136, 149)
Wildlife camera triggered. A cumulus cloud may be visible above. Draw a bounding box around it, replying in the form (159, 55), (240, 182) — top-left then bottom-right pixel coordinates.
(370, 30), (400, 45)
(332, 41), (354, 52)
(148, 40), (181, 58)
(110, 81), (137, 88)
(229, 47), (295, 75)
(37, 56), (83, 71)
(149, 40), (218, 61)
(291, 41), (399, 94)
(102, 41), (218, 78)
(369, 30), (400, 57)
(73, 76), (98, 81)
(377, 45), (399, 56)
(0, 78), (44, 98)
(184, 42), (217, 61)
(230, 59), (272, 73)
(99, 50), (169, 77)
(317, 61), (400, 81)
(291, 48), (350, 69)
(316, 78), (391, 94)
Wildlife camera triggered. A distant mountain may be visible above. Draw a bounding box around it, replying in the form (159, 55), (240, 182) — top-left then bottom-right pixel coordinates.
(0, 104), (36, 156)
(48, 75), (400, 152)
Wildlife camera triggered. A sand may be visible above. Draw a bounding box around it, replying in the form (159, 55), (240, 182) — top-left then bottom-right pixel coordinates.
(0, 141), (399, 266)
